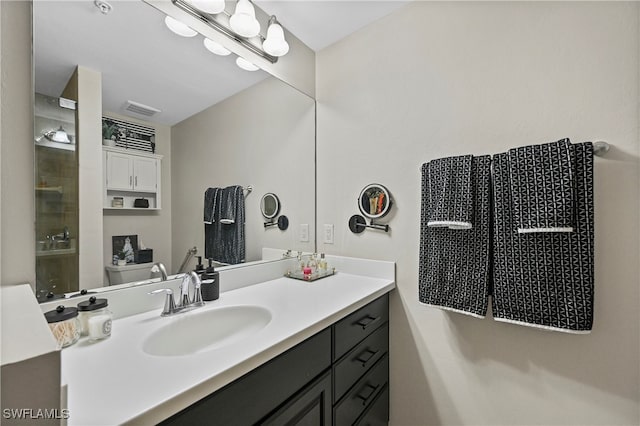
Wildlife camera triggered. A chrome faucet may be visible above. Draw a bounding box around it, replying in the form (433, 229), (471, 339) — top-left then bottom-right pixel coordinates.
(149, 271), (204, 317)
(51, 226), (70, 242)
(180, 271), (204, 308)
(150, 262), (168, 281)
(148, 288), (178, 317)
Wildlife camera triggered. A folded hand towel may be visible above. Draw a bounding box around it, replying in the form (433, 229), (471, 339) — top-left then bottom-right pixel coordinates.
(419, 155), (492, 318)
(220, 186), (241, 224)
(508, 138), (575, 233)
(425, 155), (474, 229)
(492, 143), (594, 333)
(204, 187), (220, 224)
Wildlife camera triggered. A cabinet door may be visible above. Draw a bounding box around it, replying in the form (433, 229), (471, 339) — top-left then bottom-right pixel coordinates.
(133, 157), (157, 192)
(261, 371), (332, 426)
(106, 152), (132, 190)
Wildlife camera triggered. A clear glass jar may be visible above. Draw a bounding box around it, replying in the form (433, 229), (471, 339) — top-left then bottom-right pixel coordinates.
(44, 305), (81, 349)
(77, 297), (112, 341)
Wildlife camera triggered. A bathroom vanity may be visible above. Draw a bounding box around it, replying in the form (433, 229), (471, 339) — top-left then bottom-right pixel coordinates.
(57, 256), (395, 425)
(162, 294), (389, 425)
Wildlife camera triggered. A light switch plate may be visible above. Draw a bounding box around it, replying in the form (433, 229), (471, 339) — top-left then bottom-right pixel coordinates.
(323, 224), (334, 244)
(300, 224), (309, 242)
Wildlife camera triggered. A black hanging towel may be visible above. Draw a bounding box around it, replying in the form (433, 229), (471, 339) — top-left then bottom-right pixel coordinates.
(491, 142), (594, 333)
(206, 185), (245, 265)
(425, 155), (474, 229)
(419, 155), (492, 318)
(204, 187), (221, 224)
(507, 138), (575, 233)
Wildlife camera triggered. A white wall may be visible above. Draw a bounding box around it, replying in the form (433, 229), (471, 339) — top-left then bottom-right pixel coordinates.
(102, 113), (172, 283)
(1, 0), (35, 287)
(62, 66), (105, 289)
(171, 77), (315, 270)
(317, 2), (639, 425)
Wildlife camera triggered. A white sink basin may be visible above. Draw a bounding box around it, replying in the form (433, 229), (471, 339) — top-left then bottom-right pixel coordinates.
(142, 305), (272, 357)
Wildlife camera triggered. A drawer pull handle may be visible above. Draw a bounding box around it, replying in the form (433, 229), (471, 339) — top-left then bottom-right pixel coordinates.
(355, 349), (379, 367)
(356, 384), (380, 406)
(355, 315), (381, 330)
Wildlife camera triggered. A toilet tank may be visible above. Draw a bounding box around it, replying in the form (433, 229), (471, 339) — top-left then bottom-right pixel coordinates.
(105, 263), (154, 285)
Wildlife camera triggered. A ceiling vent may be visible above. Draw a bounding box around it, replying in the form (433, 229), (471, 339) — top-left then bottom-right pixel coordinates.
(124, 100), (161, 117)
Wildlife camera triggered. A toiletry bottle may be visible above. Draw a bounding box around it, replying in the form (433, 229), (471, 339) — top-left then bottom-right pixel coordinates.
(298, 251), (305, 272)
(319, 253), (327, 272)
(201, 259), (220, 301)
(194, 256), (205, 277)
(308, 253), (318, 273)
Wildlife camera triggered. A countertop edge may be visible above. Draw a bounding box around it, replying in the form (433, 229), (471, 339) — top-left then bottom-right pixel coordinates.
(126, 283), (395, 425)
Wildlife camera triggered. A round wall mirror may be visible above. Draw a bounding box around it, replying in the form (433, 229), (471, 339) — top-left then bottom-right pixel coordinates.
(260, 193), (280, 219)
(358, 184), (392, 219)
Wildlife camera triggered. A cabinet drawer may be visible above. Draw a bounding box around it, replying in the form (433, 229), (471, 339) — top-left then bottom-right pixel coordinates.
(355, 384), (389, 426)
(334, 323), (388, 403)
(333, 294), (388, 361)
(334, 355), (389, 426)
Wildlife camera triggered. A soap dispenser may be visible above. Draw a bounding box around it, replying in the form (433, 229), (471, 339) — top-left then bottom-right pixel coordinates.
(201, 259), (219, 301)
(194, 256), (205, 277)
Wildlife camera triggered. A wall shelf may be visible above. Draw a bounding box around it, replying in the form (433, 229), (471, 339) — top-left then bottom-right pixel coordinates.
(103, 207), (161, 212)
(35, 186), (64, 194)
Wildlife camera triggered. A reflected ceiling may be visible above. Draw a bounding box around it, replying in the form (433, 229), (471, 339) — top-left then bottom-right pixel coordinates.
(33, 0), (268, 125)
(33, 0), (411, 126)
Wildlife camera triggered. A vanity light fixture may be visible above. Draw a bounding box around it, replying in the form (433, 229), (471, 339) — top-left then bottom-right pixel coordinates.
(172, 0), (290, 64)
(236, 57), (259, 71)
(229, 0), (260, 38)
(263, 16), (289, 57)
(204, 38), (231, 56)
(164, 15), (198, 37)
(188, 0), (225, 15)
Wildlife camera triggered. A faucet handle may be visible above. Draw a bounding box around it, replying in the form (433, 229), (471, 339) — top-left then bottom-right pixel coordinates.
(149, 288), (177, 316)
(179, 275), (191, 307)
(190, 271), (205, 307)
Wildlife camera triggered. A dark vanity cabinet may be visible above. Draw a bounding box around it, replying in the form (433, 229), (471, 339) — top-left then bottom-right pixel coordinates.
(160, 294), (390, 426)
(332, 295), (390, 426)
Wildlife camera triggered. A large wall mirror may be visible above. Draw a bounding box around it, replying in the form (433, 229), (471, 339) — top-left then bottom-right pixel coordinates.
(33, 0), (316, 301)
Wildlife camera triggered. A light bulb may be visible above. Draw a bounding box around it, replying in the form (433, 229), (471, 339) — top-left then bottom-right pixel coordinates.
(189, 0), (225, 14)
(263, 19), (289, 57)
(236, 57), (259, 71)
(203, 38), (231, 56)
(164, 16), (197, 37)
(229, 0), (260, 38)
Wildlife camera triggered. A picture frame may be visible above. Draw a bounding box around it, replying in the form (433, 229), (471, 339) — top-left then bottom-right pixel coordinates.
(112, 235), (138, 264)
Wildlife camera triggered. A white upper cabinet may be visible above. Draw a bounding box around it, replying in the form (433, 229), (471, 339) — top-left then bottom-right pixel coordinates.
(131, 157), (157, 192)
(103, 147), (163, 210)
(106, 152), (134, 190)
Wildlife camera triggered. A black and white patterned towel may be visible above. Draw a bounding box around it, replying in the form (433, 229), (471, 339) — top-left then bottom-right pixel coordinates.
(419, 155), (492, 318)
(204, 187), (221, 224)
(508, 138), (575, 233)
(220, 185), (241, 224)
(492, 143), (594, 333)
(425, 155), (474, 229)
(205, 185), (246, 265)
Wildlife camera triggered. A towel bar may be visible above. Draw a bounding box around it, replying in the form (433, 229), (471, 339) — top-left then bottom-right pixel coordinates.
(592, 141), (609, 156)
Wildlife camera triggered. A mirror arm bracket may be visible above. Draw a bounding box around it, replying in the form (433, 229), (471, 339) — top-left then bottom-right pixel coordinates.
(348, 214), (389, 234)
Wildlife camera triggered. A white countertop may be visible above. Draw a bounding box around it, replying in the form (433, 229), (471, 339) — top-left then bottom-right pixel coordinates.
(62, 270), (395, 425)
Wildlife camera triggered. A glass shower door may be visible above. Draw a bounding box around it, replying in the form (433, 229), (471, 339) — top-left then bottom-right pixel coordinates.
(34, 93), (79, 300)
